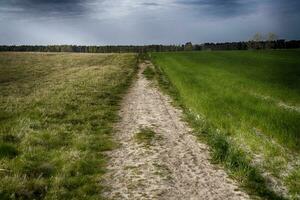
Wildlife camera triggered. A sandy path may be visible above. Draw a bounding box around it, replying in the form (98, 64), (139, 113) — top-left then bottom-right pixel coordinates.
(103, 62), (249, 200)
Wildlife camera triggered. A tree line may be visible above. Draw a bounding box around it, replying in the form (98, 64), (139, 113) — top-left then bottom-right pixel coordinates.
(0, 45), (185, 53)
(200, 40), (300, 51)
(0, 40), (299, 53)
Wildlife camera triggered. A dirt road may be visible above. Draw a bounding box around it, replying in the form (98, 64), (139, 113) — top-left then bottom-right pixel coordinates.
(103, 62), (249, 200)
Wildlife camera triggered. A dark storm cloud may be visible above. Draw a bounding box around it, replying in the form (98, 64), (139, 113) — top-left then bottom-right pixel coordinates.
(276, 0), (300, 14)
(272, 0), (300, 39)
(175, 0), (256, 17)
(1, 0), (90, 18)
(0, 0), (299, 44)
(176, 0), (241, 6)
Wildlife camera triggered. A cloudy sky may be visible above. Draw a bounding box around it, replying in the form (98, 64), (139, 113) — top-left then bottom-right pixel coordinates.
(0, 0), (299, 45)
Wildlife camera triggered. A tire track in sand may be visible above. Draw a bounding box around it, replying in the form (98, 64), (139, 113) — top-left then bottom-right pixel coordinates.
(103, 62), (250, 200)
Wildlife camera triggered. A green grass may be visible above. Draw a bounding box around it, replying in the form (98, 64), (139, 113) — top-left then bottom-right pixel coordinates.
(135, 128), (157, 147)
(150, 50), (300, 199)
(0, 52), (137, 199)
(286, 168), (300, 196)
(0, 143), (18, 159)
(142, 66), (156, 80)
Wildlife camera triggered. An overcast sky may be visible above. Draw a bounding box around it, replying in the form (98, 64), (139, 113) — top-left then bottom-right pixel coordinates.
(0, 0), (299, 45)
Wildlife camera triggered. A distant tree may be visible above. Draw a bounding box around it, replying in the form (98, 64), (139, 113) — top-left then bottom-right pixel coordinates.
(184, 42), (193, 51)
(267, 32), (278, 41)
(61, 45), (73, 52)
(253, 32), (263, 42)
(251, 33), (264, 49)
(266, 32), (278, 49)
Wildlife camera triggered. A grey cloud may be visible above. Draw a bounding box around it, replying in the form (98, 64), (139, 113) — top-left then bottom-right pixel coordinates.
(176, 0), (242, 6)
(0, 0), (299, 45)
(1, 0), (91, 18)
(175, 0), (257, 17)
(141, 2), (161, 6)
(276, 0), (300, 15)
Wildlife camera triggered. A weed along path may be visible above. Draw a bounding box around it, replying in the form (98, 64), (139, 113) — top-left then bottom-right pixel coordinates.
(103, 62), (250, 200)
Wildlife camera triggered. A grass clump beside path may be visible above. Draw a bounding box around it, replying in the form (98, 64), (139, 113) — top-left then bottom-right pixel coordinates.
(135, 128), (157, 147)
(150, 50), (300, 199)
(142, 65), (156, 80)
(0, 52), (137, 199)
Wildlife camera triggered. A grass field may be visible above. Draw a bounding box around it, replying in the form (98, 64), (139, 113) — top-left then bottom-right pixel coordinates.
(0, 52), (137, 199)
(151, 50), (300, 199)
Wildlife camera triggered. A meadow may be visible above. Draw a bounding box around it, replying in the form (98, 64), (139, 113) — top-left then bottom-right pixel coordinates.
(151, 50), (300, 199)
(0, 52), (137, 199)
(1, 50), (299, 199)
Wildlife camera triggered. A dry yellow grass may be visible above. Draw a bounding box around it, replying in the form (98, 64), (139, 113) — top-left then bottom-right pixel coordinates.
(0, 52), (137, 199)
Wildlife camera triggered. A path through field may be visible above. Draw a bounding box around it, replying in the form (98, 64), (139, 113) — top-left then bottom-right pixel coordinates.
(103, 62), (250, 199)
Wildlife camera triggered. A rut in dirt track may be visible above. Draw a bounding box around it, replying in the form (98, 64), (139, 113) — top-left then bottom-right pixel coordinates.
(103, 62), (249, 200)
